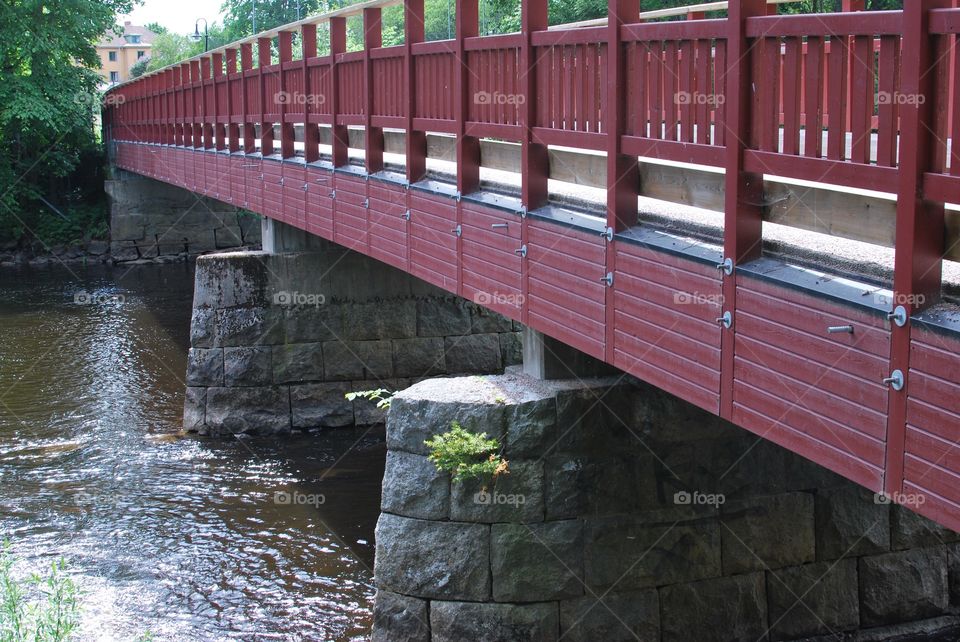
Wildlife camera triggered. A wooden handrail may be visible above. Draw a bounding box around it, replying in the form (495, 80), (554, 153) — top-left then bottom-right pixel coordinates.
(547, 0), (802, 30)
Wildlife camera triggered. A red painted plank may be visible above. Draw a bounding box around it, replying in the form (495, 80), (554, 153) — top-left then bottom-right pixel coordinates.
(736, 310), (887, 382)
(739, 334), (888, 412)
(734, 375), (885, 461)
(903, 452), (960, 510)
(615, 308), (720, 371)
(614, 344), (720, 414)
(733, 398), (884, 491)
(615, 280), (722, 344)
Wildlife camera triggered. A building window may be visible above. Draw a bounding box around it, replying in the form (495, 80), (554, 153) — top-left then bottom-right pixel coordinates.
(137, 51), (145, 59)
(110, 71), (119, 83)
(126, 34), (141, 44)
(108, 51), (117, 61)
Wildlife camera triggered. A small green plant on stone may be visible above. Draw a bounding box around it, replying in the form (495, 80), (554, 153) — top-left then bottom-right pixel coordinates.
(0, 543), (81, 642)
(345, 389), (394, 410)
(425, 422), (509, 484)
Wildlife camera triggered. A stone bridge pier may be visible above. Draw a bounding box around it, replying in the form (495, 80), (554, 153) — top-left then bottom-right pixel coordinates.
(182, 220), (522, 435)
(105, 169), (260, 261)
(175, 218), (960, 640)
(372, 373), (960, 641)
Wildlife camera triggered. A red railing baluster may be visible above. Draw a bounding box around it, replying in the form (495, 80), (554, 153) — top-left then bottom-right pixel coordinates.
(720, 0), (767, 421)
(520, 0), (548, 210)
(885, 0), (951, 499)
(302, 24), (320, 163)
(241, 44), (255, 154)
(782, 37), (801, 156)
(279, 30), (295, 159)
(802, 35), (824, 158)
(364, 8), (384, 174)
(201, 57), (213, 149)
(226, 49), (240, 153)
(330, 17), (348, 167)
(259, 37), (274, 156)
(191, 60), (202, 148)
(606, 0), (640, 232)
(457, 0), (481, 196)
(213, 53), (226, 151)
(405, 0), (427, 183)
(605, 0), (640, 364)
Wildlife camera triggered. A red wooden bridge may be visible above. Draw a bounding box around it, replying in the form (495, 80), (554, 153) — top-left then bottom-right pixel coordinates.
(104, 0), (960, 531)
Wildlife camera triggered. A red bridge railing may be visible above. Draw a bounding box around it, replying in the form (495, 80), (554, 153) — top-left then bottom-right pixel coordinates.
(104, 1), (960, 530)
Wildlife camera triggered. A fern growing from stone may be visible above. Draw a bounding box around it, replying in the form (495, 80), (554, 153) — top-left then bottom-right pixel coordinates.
(425, 423), (509, 483)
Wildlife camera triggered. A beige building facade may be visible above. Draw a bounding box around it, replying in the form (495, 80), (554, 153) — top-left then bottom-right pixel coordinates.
(97, 21), (157, 86)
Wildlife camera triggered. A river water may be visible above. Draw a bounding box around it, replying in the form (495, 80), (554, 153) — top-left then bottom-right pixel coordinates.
(0, 262), (384, 641)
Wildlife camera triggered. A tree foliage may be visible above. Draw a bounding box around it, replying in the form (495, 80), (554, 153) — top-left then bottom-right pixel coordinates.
(217, 0), (904, 52)
(0, 0), (136, 245)
(145, 31), (201, 72)
(129, 57), (150, 78)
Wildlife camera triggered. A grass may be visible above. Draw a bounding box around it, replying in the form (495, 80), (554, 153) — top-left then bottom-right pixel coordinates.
(0, 543), (80, 642)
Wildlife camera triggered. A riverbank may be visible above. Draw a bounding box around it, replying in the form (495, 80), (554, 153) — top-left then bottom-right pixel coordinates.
(0, 241), (261, 268)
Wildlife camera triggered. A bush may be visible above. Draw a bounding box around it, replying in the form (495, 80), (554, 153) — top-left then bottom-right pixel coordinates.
(0, 544), (81, 642)
(425, 423), (509, 483)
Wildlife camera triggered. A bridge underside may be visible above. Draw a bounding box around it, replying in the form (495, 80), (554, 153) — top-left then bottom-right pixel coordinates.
(112, 142), (960, 534)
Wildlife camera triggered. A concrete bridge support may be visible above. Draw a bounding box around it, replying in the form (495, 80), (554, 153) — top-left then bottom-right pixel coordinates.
(373, 373), (960, 642)
(182, 242), (523, 435)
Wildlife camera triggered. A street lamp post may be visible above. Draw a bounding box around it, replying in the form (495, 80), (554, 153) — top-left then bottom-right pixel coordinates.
(192, 18), (209, 52)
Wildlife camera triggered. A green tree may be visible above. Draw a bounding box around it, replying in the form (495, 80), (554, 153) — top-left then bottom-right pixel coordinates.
(129, 56), (150, 78)
(221, 0), (341, 42)
(0, 0), (137, 245)
(146, 31), (201, 71)
(144, 21), (168, 35)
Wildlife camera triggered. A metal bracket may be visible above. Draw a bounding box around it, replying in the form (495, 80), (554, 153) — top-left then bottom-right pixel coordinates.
(520, 206), (528, 219)
(364, 198), (370, 209)
(330, 189), (336, 199)
(888, 305), (908, 328)
(302, 182), (309, 191)
(402, 209), (411, 221)
(452, 225), (462, 237)
(716, 311), (733, 330)
(600, 272), (614, 287)
(455, 191), (462, 203)
(514, 244), (528, 258)
(601, 227), (614, 242)
(279, 177), (284, 186)
(883, 369), (905, 391)
(716, 258), (734, 276)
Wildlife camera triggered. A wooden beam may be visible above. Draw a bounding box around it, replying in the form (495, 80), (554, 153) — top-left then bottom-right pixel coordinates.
(330, 17), (348, 167)
(404, 0), (427, 183)
(456, 0), (481, 196)
(720, 0), (767, 421)
(885, 0), (951, 499)
(364, 8), (384, 173)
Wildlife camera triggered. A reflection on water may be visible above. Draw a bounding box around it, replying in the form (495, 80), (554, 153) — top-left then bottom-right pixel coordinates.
(0, 263), (383, 641)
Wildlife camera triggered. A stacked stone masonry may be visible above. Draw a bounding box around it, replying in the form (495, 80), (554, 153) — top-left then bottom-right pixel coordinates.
(373, 374), (960, 642)
(183, 250), (522, 435)
(106, 170), (260, 261)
